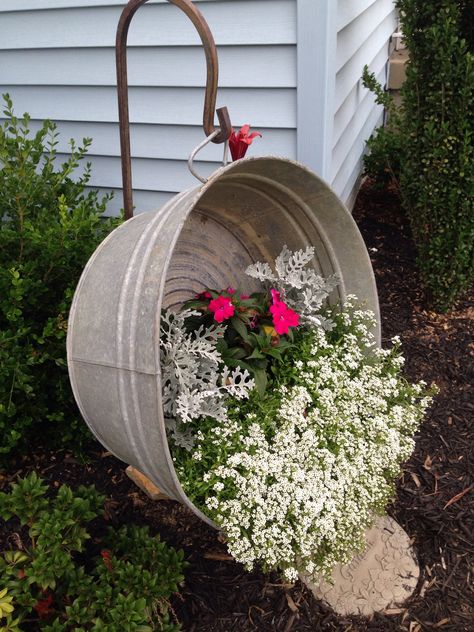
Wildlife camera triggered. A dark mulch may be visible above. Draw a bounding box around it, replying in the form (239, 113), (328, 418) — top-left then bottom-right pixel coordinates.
(1, 180), (473, 631)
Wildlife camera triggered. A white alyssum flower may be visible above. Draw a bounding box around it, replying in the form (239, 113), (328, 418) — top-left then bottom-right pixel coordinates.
(182, 303), (433, 581)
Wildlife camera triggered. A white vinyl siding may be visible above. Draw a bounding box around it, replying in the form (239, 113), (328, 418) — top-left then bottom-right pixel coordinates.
(0, 0), (396, 213)
(331, 0), (396, 206)
(0, 0), (297, 214)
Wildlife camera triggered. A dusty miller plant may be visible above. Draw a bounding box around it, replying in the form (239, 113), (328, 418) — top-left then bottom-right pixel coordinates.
(160, 309), (254, 449)
(245, 245), (339, 330)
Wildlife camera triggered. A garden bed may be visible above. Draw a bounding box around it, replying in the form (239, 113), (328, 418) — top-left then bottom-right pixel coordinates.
(1, 180), (472, 632)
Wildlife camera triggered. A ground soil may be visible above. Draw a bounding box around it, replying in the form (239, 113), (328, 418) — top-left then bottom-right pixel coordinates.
(1, 180), (473, 631)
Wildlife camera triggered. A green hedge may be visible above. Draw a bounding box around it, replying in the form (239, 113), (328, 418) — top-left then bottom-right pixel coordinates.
(0, 95), (120, 459)
(363, 0), (474, 311)
(0, 473), (185, 630)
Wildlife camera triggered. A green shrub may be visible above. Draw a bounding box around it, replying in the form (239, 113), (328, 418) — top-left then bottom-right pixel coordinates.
(0, 587), (21, 631)
(362, 1), (474, 310)
(0, 95), (120, 458)
(0, 472), (185, 631)
(361, 69), (404, 190)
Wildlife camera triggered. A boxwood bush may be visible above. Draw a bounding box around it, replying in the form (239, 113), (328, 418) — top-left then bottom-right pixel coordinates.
(0, 95), (120, 459)
(0, 473), (185, 630)
(363, 0), (474, 311)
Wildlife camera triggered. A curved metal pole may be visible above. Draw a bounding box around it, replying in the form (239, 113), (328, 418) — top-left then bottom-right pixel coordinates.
(116, 0), (232, 219)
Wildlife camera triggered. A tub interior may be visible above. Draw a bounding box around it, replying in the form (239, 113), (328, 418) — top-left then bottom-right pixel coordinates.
(164, 168), (340, 309)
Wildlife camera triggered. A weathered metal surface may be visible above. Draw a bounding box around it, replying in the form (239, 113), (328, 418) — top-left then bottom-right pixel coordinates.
(67, 157), (381, 528)
(117, 0), (232, 219)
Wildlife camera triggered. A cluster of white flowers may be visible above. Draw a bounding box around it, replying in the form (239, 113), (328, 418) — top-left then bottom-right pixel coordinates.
(167, 247), (433, 581)
(183, 300), (432, 581)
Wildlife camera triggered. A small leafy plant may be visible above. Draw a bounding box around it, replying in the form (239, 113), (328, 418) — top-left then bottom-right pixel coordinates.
(0, 472), (185, 631)
(0, 95), (120, 457)
(0, 587), (21, 632)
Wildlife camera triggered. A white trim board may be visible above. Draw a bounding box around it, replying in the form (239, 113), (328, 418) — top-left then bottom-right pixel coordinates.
(296, 0), (336, 180)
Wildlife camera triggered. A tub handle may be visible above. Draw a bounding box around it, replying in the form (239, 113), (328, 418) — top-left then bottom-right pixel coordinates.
(116, 0), (232, 219)
(187, 130), (230, 184)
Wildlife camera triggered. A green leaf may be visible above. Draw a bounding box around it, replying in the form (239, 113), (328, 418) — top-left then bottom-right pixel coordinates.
(265, 348), (282, 360)
(230, 317), (249, 341)
(226, 347), (247, 360)
(248, 348), (265, 360)
(215, 339), (228, 354)
(253, 369), (268, 397)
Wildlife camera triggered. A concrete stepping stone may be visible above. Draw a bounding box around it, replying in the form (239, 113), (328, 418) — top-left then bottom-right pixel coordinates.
(301, 515), (419, 616)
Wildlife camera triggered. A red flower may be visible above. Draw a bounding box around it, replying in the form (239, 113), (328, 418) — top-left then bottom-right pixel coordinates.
(196, 291), (212, 300)
(101, 549), (113, 572)
(269, 289), (299, 335)
(33, 593), (54, 619)
(228, 124), (262, 161)
(209, 295), (235, 323)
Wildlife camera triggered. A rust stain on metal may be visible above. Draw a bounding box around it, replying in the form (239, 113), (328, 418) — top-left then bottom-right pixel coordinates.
(116, 0), (232, 220)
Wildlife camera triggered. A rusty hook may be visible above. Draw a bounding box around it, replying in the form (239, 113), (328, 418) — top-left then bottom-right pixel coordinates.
(116, 0), (232, 219)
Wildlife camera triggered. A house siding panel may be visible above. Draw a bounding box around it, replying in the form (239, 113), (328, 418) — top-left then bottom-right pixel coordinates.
(0, 2), (295, 49)
(2, 86), (295, 128)
(331, 0), (396, 205)
(1, 0), (395, 215)
(1, 0), (237, 11)
(0, 0), (297, 215)
(25, 121), (295, 162)
(2, 46), (296, 88)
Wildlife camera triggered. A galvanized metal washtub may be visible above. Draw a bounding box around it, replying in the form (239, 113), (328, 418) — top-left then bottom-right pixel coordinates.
(67, 156), (380, 527)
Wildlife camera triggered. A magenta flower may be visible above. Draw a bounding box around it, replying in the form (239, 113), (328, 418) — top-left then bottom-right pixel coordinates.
(226, 286), (236, 295)
(269, 291), (299, 335)
(209, 295), (235, 323)
(270, 288), (281, 304)
(229, 124), (262, 161)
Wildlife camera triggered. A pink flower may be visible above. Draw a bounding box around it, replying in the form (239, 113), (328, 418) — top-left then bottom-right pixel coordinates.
(269, 298), (299, 335)
(240, 294), (250, 300)
(226, 286), (236, 294)
(270, 288), (281, 304)
(209, 295), (235, 323)
(229, 124), (262, 161)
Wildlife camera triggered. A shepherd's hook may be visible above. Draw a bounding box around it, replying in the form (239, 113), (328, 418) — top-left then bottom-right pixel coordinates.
(116, 0), (232, 219)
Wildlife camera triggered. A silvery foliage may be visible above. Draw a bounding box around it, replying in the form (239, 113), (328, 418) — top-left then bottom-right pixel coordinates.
(245, 245), (339, 330)
(160, 309), (254, 450)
